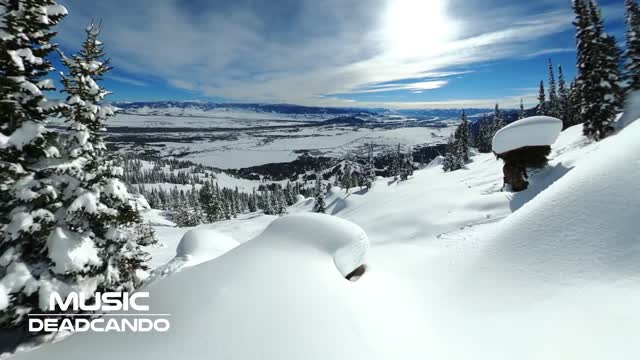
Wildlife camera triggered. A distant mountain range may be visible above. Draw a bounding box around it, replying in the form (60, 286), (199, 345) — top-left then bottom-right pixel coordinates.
(112, 101), (497, 121)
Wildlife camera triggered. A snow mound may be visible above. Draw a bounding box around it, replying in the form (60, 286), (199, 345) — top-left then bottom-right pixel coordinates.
(256, 213), (369, 277)
(294, 194), (306, 203)
(426, 155), (444, 168)
(176, 229), (238, 267)
(617, 90), (640, 130)
(492, 116), (562, 154)
(12, 213), (424, 360)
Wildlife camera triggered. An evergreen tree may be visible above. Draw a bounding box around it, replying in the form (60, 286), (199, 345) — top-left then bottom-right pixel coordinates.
(477, 115), (493, 153)
(519, 99), (526, 120)
(492, 103), (505, 134)
(399, 148), (414, 181)
(199, 181), (221, 222)
(573, 0), (622, 140)
(537, 80), (546, 115)
(57, 23), (152, 296)
(442, 135), (464, 172)
(361, 142), (375, 189)
(285, 181), (295, 206)
(313, 175), (325, 213)
(0, 0), (71, 328)
(557, 65), (571, 128)
(626, 0), (640, 92)
(341, 164), (353, 193)
(547, 59), (558, 117)
(454, 110), (470, 162)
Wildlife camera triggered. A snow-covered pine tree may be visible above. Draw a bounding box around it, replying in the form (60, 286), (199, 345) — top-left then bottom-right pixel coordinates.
(313, 175), (325, 213)
(557, 65), (571, 128)
(573, 0), (622, 140)
(454, 110), (470, 162)
(274, 187), (286, 215)
(263, 188), (274, 215)
(492, 103), (505, 134)
(442, 135), (463, 172)
(626, 0), (640, 92)
(342, 164), (352, 193)
(362, 142), (375, 189)
(399, 148), (414, 181)
(476, 115), (493, 153)
(547, 59), (558, 117)
(248, 188), (257, 212)
(58, 23), (151, 296)
(519, 99), (526, 120)
(537, 80), (546, 115)
(0, 0), (69, 328)
(285, 181), (295, 206)
(199, 181), (220, 222)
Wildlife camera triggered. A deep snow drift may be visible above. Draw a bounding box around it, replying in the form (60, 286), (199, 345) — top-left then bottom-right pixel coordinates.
(492, 116), (563, 153)
(9, 119), (640, 360)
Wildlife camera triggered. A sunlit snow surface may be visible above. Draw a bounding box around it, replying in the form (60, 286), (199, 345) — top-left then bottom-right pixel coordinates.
(10, 119), (640, 359)
(492, 116), (563, 154)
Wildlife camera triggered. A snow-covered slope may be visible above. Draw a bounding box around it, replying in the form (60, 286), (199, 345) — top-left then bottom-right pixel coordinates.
(11, 120), (640, 360)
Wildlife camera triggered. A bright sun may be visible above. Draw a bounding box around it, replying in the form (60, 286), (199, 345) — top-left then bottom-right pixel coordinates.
(382, 0), (458, 58)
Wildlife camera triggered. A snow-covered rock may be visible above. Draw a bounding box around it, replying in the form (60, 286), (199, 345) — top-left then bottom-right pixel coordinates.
(295, 194), (306, 203)
(492, 116), (562, 154)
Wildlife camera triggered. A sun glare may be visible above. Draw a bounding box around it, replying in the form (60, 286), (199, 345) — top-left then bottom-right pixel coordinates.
(382, 0), (458, 58)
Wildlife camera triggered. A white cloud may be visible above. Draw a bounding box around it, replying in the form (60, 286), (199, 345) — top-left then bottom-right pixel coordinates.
(108, 75), (148, 87)
(56, 0), (578, 108)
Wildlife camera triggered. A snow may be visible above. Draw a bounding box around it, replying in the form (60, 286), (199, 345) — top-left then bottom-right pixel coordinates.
(618, 90), (640, 130)
(46, 228), (101, 274)
(492, 116), (563, 154)
(0, 121), (47, 150)
(8, 117), (640, 359)
(175, 229), (238, 267)
(253, 213), (369, 277)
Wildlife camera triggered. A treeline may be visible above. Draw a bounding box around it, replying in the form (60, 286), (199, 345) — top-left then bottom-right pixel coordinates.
(443, 106), (507, 171)
(139, 181), (313, 227)
(119, 155), (216, 186)
(536, 0), (640, 140)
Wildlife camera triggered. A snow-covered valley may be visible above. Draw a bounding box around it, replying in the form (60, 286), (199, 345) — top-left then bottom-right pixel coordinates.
(83, 105), (459, 169)
(9, 117), (639, 360)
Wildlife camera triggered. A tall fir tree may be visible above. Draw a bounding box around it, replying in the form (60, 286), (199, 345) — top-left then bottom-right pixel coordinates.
(557, 65), (572, 128)
(547, 59), (558, 117)
(476, 115), (493, 153)
(442, 135), (464, 172)
(313, 175), (325, 213)
(519, 99), (526, 120)
(200, 181), (221, 222)
(454, 110), (470, 162)
(625, 0), (640, 92)
(57, 23), (152, 296)
(362, 142), (375, 189)
(492, 103), (505, 134)
(0, 0), (69, 328)
(537, 80), (546, 115)
(574, 0), (622, 140)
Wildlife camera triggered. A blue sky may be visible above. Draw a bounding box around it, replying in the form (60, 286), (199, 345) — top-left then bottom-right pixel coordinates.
(53, 0), (626, 109)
